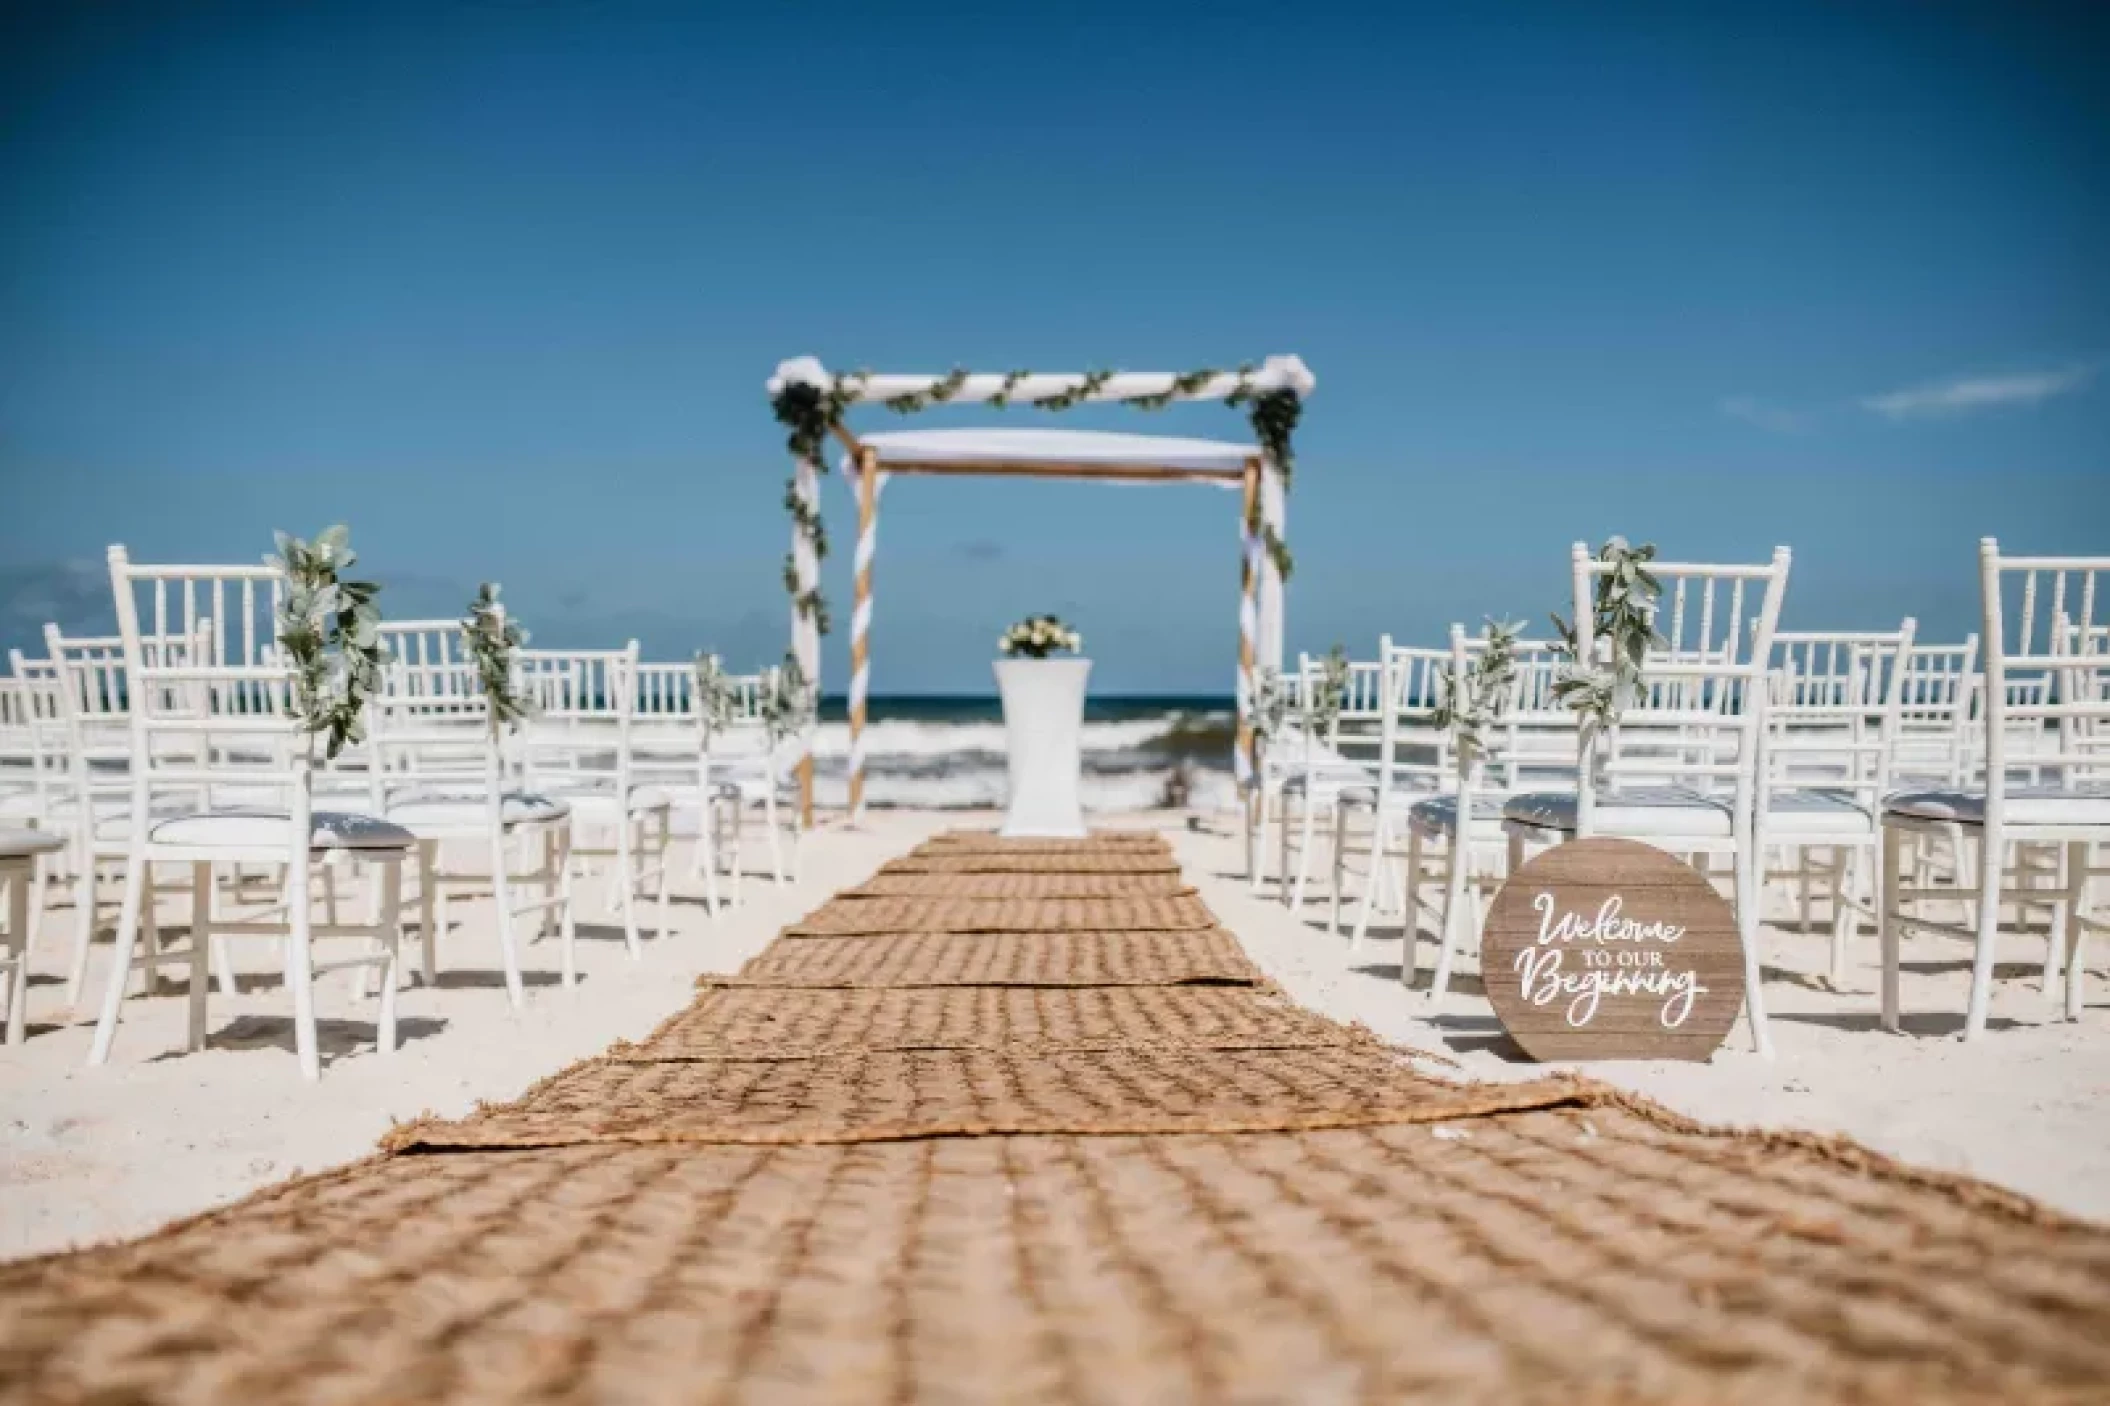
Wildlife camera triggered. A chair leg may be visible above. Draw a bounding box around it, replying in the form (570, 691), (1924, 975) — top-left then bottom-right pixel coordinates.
(655, 811), (673, 938)
(1826, 848), (1856, 989)
(66, 856), (99, 1008)
(1964, 823), (2004, 1042)
(698, 804), (722, 919)
(416, 840), (439, 985)
(1251, 788), (1275, 896)
(491, 826), (525, 1009)
(25, 855), (47, 964)
(1400, 823), (1428, 985)
(763, 790), (785, 886)
(87, 856), (147, 1065)
(2062, 840), (2091, 1023)
(1350, 813), (1388, 948)
(376, 859), (402, 1055)
(1734, 823), (1774, 1059)
(558, 826), (578, 990)
(615, 815), (643, 958)
(541, 829), (560, 941)
(137, 874), (162, 997)
(187, 861), (212, 1052)
(1430, 826), (1473, 1003)
(1327, 805), (1349, 937)
(1289, 800), (1323, 915)
(1879, 826), (1903, 1032)
(1277, 793), (1294, 908)
(287, 861), (320, 1082)
(5, 867), (27, 1046)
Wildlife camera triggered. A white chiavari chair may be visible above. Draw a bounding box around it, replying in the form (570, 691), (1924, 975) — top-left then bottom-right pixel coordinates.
(516, 642), (673, 955)
(1276, 651), (1386, 914)
(370, 619), (575, 1006)
(0, 650), (70, 954)
(46, 624), (213, 1007)
(1756, 622), (1916, 987)
(88, 547), (415, 1079)
(1881, 542), (2109, 1039)
(1501, 544), (1793, 1056)
(1, 826), (63, 1045)
(1245, 665), (1310, 890)
(1324, 640), (1455, 936)
(703, 666), (801, 898)
(1389, 629), (1574, 998)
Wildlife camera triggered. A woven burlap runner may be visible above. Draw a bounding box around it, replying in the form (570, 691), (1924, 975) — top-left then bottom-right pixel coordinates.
(6, 833), (2108, 1404)
(381, 1046), (1579, 1151)
(615, 985), (1365, 1061)
(782, 894), (1218, 937)
(8, 1106), (2107, 1404)
(719, 928), (1261, 988)
(918, 830), (1170, 855)
(881, 850), (1185, 875)
(840, 872), (1195, 900)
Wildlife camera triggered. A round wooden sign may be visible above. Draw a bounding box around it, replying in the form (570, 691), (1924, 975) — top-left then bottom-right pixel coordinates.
(1481, 838), (1745, 1062)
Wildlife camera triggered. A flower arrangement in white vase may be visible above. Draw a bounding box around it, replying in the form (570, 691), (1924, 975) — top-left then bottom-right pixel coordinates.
(993, 614), (1090, 838)
(998, 614), (1083, 659)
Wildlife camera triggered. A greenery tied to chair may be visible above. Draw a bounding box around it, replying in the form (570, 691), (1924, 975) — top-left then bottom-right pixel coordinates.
(270, 524), (386, 760)
(1433, 619), (1525, 763)
(1549, 537), (1663, 731)
(1306, 644), (1351, 737)
(761, 654), (816, 747)
(461, 583), (531, 731)
(692, 652), (738, 741)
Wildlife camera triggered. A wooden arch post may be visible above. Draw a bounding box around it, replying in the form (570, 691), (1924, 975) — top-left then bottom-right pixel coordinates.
(1237, 456), (1262, 792)
(847, 446), (879, 822)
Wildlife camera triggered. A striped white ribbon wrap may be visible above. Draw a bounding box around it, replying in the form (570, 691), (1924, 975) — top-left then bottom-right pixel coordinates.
(791, 458), (821, 706)
(847, 471), (884, 819)
(1236, 528), (1262, 787)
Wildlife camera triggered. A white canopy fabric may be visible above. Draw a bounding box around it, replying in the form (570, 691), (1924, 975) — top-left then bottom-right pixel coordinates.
(840, 427), (1258, 478)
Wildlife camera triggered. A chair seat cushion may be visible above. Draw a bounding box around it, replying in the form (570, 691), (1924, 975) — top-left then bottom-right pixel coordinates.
(1408, 793), (1510, 835)
(145, 809), (415, 851)
(1503, 786), (1734, 837)
(1884, 784), (2110, 827)
(0, 791), (48, 821)
(1280, 763), (1378, 799)
(1763, 788), (1875, 838)
(0, 825), (66, 859)
(536, 782), (673, 817)
(386, 792), (571, 830)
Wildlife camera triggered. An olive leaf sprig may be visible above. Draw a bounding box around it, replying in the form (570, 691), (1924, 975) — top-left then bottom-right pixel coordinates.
(1432, 619), (1524, 763)
(692, 652), (738, 737)
(760, 653), (816, 746)
(461, 583), (531, 731)
(269, 524), (385, 760)
(1306, 644), (1352, 737)
(1549, 537), (1663, 730)
(1249, 664), (1291, 746)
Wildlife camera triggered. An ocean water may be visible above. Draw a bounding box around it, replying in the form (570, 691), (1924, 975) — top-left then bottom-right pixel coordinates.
(803, 694), (1239, 812)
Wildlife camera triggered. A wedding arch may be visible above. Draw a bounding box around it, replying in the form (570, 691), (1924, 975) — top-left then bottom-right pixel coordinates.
(765, 356), (1316, 822)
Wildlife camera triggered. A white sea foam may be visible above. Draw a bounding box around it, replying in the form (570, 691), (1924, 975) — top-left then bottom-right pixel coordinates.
(796, 709), (1237, 811)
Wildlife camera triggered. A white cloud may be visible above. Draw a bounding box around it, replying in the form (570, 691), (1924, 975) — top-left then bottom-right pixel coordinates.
(1718, 395), (1813, 434)
(1860, 364), (2094, 421)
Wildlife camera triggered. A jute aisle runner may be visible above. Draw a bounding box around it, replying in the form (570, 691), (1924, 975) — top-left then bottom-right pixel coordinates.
(3, 833), (2108, 1404)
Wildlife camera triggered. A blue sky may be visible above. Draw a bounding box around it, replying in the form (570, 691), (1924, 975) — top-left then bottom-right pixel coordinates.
(3, 1), (2105, 691)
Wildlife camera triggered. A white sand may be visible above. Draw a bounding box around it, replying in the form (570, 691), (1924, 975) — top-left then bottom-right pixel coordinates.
(3, 807), (2104, 1264)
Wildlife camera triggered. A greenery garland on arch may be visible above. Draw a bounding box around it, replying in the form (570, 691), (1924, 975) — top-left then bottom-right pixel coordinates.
(767, 362), (1308, 630)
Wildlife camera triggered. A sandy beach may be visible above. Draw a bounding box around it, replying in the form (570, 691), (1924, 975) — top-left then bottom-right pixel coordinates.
(3, 806), (2105, 1264)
